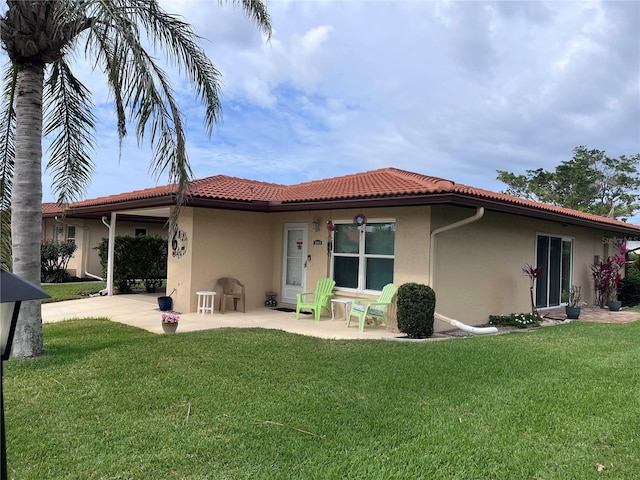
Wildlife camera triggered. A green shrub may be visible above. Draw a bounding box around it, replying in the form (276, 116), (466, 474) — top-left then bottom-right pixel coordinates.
(488, 313), (540, 328)
(96, 235), (167, 293)
(619, 276), (640, 307)
(628, 253), (640, 278)
(41, 240), (77, 283)
(396, 282), (435, 338)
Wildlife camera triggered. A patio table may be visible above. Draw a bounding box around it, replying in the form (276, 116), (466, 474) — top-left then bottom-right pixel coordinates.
(330, 298), (354, 323)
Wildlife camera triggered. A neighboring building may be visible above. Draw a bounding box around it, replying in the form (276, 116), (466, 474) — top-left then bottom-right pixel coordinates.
(42, 201), (169, 280)
(42, 168), (640, 332)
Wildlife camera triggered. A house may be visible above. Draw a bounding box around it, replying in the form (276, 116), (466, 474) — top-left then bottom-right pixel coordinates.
(42, 168), (640, 332)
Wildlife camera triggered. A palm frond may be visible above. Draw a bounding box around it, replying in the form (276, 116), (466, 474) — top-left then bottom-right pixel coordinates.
(43, 58), (97, 205)
(83, 1), (199, 225)
(81, 0), (270, 226)
(0, 63), (18, 267)
(237, 0), (272, 39)
(131, 0), (223, 135)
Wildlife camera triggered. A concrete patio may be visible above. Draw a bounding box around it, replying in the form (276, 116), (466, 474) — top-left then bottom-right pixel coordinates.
(41, 293), (406, 340)
(41, 293), (640, 340)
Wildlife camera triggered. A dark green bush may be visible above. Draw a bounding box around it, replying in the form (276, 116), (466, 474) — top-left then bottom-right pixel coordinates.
(396, 282), (435, 338)
(96, 235), (167, 293)
(619, 276), (640, 307)
(41, 240), (77, 283)
(628, 253), (640, 278)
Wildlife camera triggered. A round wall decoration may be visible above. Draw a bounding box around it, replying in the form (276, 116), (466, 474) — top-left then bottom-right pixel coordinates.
(353, 213), (367, 226)
(172, 228), (188, 258)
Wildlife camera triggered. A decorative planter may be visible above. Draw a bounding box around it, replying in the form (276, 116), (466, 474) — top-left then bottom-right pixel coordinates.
(162, 321), (178, 333)
(158, 296), (173, 311)
(608, 300), (622, 312)
(565, 306), (581, 319)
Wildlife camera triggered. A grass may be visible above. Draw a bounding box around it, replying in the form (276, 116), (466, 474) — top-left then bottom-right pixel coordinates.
(4, 319), (640, 479)
(41, 282), (105, 303)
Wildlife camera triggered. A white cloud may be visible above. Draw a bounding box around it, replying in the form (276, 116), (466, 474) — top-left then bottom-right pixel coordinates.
(1, 0), (637, 222)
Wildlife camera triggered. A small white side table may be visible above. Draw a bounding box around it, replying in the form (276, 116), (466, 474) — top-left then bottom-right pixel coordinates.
(330, 298), (353, 322)
(196, 291), (216, 315)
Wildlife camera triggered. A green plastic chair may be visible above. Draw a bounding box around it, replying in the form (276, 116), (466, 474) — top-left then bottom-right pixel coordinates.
(296, 278), (336, 321)
(348, 283), (397, 332)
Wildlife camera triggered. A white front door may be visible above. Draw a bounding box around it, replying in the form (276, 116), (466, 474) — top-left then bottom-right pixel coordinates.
(281, 223), (308, 305)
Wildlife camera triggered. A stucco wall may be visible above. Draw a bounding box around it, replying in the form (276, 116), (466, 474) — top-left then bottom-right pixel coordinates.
(169, 207), (276, 313)
(262, 207), (430, 328)
(266, 207), (430, 298)
(169, 203), (629, 330)
(167, 207), (195, 313)
(432, 206), (617, 328)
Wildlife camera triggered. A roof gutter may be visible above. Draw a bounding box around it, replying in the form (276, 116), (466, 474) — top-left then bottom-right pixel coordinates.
(429, 207), (498, 335)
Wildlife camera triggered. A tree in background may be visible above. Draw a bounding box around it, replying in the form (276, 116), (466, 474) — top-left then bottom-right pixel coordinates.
(497, 146), (640, 221)
(0, 1), (271, 358)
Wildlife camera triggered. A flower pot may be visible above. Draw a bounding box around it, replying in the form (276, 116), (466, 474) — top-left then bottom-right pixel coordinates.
(158, 296), (173, 311)
(608, 300), (622, 312)
(162, 321), (178, 333)
(565, 306), (581, 319)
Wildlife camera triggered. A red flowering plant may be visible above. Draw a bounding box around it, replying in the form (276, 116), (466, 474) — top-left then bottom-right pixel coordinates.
(591, 243), (627, 306)
(522, 263), (543, 317)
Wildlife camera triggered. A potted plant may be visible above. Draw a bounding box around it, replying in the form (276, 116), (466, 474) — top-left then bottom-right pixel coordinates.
(564, 286), (582, 319)
(591, 244), (626, 311)
(161, 312), (180, 333)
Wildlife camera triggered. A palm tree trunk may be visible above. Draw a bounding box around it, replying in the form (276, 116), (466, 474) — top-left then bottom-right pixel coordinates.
(11, 63), (45, 358)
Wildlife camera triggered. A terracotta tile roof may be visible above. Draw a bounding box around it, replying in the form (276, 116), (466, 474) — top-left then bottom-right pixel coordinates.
(189, 175), (284, 201)
(42, 167), (640, 232)
(277, 168), (455, 201)
(42, 202), (62, 215)
(69, 184), (176, 207)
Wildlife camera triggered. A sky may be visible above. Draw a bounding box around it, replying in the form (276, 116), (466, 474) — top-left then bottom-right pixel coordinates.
(5, 1), (640, 223)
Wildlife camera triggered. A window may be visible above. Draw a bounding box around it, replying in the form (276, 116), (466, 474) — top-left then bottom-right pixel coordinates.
(66, 226), (76, 244)
(135, 228), (148, 237)
(535, 234), (574, 308)
(54, 225), (64, 243)
(331, 221), (395, 292)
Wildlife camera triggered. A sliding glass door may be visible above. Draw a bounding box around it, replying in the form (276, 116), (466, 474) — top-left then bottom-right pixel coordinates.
(535, 234), (573, 308)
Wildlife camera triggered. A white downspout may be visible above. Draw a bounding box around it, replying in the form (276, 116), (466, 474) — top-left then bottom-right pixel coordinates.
(429, 207), (498, 335)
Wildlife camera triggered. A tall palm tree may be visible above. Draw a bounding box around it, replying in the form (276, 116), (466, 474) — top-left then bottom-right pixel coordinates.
(0, 0), (271, 358)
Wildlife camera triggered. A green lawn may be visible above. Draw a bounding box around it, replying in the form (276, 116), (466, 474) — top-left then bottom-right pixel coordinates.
(4, 319), (640, 479)
(41, 282), (105, 302)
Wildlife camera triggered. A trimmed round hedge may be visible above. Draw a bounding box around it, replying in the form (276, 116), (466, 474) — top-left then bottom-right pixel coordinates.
(397, 282), (436, 338)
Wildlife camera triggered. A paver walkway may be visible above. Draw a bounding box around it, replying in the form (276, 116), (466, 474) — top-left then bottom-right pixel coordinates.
(543, 306), (640, 324)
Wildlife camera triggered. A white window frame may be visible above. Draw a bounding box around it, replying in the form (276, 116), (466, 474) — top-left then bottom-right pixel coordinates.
(330, 218), (395, 294)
